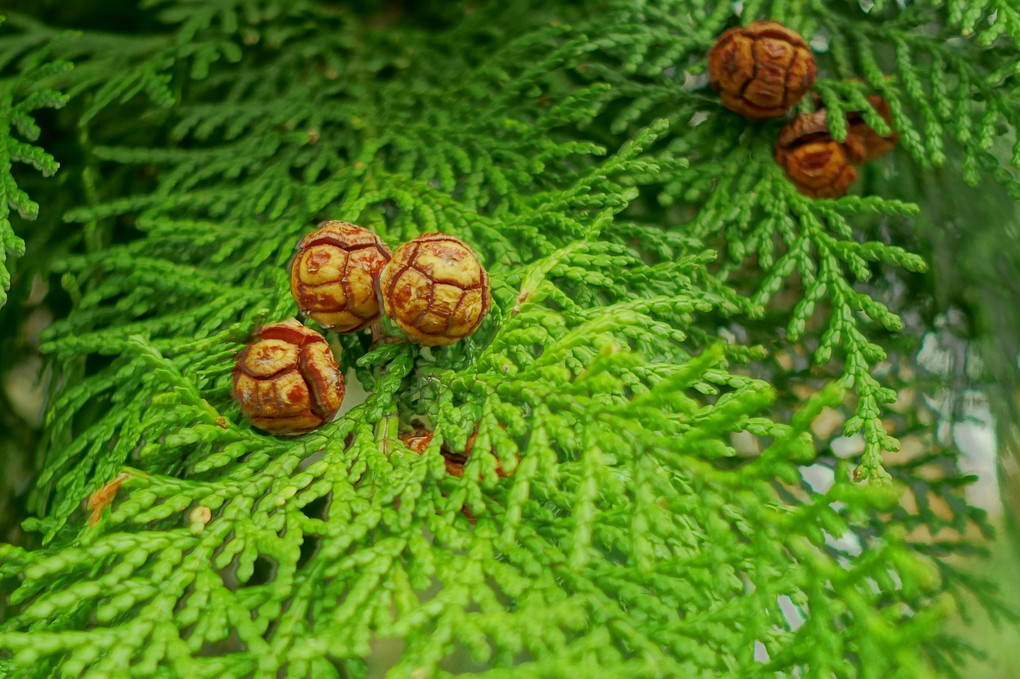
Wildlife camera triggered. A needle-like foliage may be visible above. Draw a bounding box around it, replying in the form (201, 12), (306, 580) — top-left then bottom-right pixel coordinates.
(0, 1), (1017, 677)
(0, 15), (69, 308)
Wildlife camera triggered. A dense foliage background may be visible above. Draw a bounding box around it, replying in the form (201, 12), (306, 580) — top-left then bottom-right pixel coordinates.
(2, 0), (1020, 677)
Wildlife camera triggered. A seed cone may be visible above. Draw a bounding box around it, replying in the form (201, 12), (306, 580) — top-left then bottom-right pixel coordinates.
(847, 95), (898, 162)
(774, 111), (864, 198)
(290, 221), (392, 333)
(709, 20), (817, 120)
(378, 233), (492, 346)
(232, 319), (345, 434)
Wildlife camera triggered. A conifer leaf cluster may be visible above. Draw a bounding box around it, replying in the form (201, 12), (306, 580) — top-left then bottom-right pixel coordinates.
(0, 15), (69, 308)
(0, 1), (1016, 677)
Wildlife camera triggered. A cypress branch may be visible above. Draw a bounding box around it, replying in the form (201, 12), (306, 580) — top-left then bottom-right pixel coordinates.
(0, 1), (1015, 677)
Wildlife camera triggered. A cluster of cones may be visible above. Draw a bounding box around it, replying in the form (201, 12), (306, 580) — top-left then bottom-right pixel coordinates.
(232, 223), (493, 436)
(773, 95), (898, 198)
(708, 20), (898, 198)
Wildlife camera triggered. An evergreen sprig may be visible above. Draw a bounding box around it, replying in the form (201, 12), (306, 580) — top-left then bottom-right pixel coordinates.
(0, 1), (1015, 677)
(0, 15), (69, 308)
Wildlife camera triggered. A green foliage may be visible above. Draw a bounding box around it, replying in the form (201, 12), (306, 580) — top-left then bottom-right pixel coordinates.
(0, 15), (69, 307)
(1, 0), (1018, 677)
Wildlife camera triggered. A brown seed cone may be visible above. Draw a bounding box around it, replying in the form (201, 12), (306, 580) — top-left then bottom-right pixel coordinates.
(377, 233), (492, 346)
(441, 428), (516, 479)
(847, 95), (898, 162)
(399, 429), (434, 456)
(774, 111), (865, 198)
(708, 20), (817, 120)
(400, 426), (516, 479)
(290, 221), (392, 333)
(811, 85), (899, 163)
(232, 319), (345, 435)
(400, 426), (515, 525)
